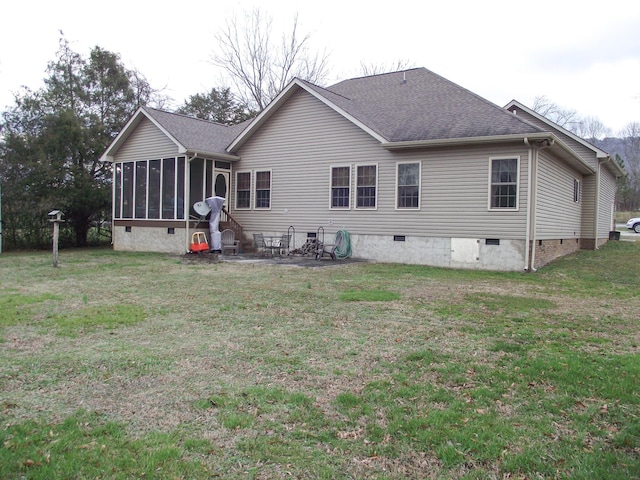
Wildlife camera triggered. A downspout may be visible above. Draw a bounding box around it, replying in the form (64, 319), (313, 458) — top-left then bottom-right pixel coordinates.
(529, 147), (539, 272)
(524, 138), (533, 271)
(524, 138), (539, 272)
(594, 161), (601, 249)
(111, 163), (116, 246)
(184, 156), (192, 253)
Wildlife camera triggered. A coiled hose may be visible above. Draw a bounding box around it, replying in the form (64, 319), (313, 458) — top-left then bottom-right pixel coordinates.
(333, 230), (352, 259)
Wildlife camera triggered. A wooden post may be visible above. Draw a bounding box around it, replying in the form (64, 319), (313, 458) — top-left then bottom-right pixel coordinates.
(48, 210), (64, 268)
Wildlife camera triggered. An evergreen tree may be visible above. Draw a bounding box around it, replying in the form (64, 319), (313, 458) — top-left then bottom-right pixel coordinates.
(0, 37), (159, 248)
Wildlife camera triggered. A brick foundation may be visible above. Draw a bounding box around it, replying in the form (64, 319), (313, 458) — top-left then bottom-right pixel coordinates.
(534, 237), (610, 268)
(534, 238), (581, 269)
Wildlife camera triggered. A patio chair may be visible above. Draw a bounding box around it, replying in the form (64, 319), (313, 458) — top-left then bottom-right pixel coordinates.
(221, 229), (239, 255)
(278, 234), (291, 256)
(253, 233), (266, 255)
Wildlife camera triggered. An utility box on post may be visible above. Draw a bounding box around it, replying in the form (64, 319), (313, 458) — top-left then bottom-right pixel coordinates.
(48, 210), (64, 267)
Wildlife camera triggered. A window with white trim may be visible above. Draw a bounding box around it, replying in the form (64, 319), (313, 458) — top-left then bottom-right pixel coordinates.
(330, 166), (351, 209)
(396, 162), (420, 209)
(356, 164), (377, 209)
(489, 157), (519, 209)
(573, 179), (580, 203)
(235, 171), (251, 209)
(255, 170), (271, 209)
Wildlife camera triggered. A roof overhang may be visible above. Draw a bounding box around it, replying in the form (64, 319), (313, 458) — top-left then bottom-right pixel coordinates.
(383, 132), (596, 175)
(504, 100), (612, 159)
(99, 107), (186, 163)
(227, 78), (387, 152)
(184, 150), (240, 162)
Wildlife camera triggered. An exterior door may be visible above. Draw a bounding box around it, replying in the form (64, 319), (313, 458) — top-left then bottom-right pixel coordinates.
(214, 171), (230, 207)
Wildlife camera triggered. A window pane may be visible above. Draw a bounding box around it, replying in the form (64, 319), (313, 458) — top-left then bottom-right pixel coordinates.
(148, 160), (161, 218)
(162, 158), (175, 219)
(255, 171), (271, 208)
(490, 159), (517, 209)
(135, 161), (147, 218)
(189, 158), (204, 217)
(122, 162), (133, 218)
(356, 165), (376, 208)
(236, 172), (251, 209)
(205, 160), (213, 198)
(176, 157), (185, 219)
(397, 163), (419, 208)
(331, 166), (350, 208)
(114, 164), (122, 218)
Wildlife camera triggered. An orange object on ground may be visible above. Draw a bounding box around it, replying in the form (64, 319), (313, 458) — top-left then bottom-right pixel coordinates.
(190, 232), (209, 253)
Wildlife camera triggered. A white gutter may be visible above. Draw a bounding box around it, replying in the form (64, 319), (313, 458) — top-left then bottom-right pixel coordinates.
(382, 133), (555, 150)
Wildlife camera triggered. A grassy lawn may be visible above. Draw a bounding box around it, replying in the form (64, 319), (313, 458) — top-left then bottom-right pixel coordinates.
(1, 244), (639, 479)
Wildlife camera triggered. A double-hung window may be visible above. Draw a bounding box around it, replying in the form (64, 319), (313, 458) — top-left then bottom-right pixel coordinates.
(489, 157), (519, 210)
(255, 170), (271, 209)
(356, 164), (377, 209)
(235, 171), (251, 209)
(396, 162), (420, 209)
(330, 166), (351, 208)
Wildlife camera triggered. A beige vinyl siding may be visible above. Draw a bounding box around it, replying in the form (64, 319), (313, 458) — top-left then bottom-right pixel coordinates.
(581, 175), (597, 237)
(232, 88), (529, 240)
(535, 150), (582, 239)
(598, 166), (616, 236)
(114, 118), (179, 163)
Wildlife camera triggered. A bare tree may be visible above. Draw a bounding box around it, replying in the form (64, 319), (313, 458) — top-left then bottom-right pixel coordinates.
(359, 59), (414, 77)
(532, 95), (581, 133)
(212, 8), (330, 111)
(576, 116), (611, 143)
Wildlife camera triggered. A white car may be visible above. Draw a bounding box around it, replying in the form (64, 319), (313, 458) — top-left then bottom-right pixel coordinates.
(627, 217), (640, 233)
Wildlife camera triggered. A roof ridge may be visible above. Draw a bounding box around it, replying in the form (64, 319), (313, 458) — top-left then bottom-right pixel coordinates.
(333, 67), (424, 84)
(142, 105), (229, 128)
(297, 78), (353, 101)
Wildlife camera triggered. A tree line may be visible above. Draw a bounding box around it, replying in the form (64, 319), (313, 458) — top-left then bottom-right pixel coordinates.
(1, 9), (639, 251)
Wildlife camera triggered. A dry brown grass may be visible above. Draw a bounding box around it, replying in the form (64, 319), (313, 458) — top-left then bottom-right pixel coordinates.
(1, 247), (639, 478)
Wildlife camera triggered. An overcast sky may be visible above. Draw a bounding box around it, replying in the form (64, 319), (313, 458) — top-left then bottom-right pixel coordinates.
(2, 0), (639, 134)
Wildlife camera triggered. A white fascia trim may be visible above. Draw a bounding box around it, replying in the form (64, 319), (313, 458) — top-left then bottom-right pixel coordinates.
(98, 107), (187, 162)
(228, 79), (388, 151)
(185, 151), (240, 162)
(504, 100), (610, 159)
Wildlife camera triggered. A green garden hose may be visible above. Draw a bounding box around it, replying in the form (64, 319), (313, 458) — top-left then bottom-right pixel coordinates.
(333, 230), (352, 258)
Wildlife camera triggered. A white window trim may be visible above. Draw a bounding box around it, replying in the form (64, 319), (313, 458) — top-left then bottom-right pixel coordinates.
(234, 170), (252, 210)
(253, 169), (272, 210)
(573, 178), (581, 203)
(395, 161), (421, 210)
(487, 156), (520, 211)
(329, 164), (352, 210)
(354, 163), (379, 210)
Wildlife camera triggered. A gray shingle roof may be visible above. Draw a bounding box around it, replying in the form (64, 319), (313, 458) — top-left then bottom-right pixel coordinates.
(324, 68), (544, 142)
(142, 107), (246, 155)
